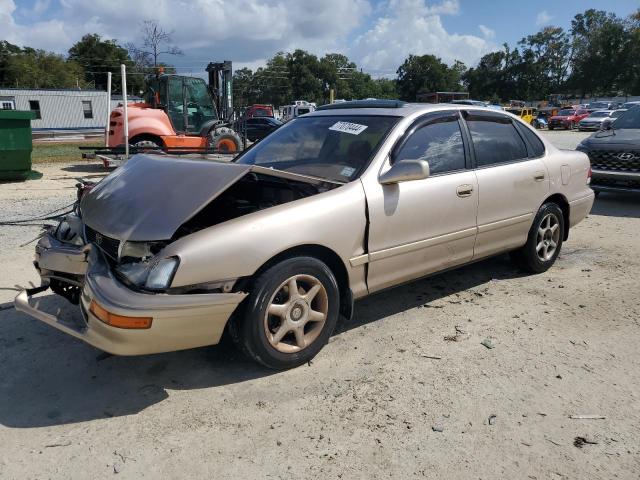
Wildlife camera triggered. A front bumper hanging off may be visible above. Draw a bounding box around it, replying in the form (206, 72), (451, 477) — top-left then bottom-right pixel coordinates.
(15, 234), (247, 356)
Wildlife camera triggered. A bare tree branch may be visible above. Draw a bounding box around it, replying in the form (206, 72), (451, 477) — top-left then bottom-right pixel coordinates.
(131, 20), (183, 67)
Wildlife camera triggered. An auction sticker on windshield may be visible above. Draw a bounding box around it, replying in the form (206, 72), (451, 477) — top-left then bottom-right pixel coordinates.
(329, 121), (368, 135)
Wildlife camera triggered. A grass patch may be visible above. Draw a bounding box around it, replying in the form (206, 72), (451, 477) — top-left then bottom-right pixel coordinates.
(31, 141), (101, 164)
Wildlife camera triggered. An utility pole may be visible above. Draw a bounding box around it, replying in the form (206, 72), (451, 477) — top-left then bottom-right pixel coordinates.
(105, 72), (112, 148)
(121, 64), (129, 159)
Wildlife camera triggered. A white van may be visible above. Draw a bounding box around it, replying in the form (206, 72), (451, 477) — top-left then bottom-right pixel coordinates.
(281, 100), (316, 122)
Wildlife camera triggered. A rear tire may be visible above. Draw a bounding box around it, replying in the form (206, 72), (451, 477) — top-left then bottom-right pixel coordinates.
(230, 257), (340, 370)
(510, 203), (564, 274)
(209, 127), (242, 153)
(130, 136), (164, 153)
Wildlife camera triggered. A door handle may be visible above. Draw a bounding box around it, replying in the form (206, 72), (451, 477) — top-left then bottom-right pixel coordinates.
(533, 171), (546, 181)
(456, 184), (474, 197)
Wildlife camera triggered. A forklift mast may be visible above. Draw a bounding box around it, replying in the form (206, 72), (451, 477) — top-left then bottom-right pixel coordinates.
(207, 61), (233, 122)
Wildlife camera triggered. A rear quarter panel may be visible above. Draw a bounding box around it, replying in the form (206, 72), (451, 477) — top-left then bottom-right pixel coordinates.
(542, 148), (594, 227)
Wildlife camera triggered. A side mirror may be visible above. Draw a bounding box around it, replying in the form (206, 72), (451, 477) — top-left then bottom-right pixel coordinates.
(601, 118), (612, 131)
(379, 159), (430, 185)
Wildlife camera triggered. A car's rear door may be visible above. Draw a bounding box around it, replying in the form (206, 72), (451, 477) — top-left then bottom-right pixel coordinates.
(363, 111), (478, 293)
(461, 110), (550, 259)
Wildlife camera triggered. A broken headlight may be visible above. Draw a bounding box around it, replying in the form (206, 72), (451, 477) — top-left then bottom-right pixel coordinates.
(115, 256), (179, 291)
(145, 257), (179, 290)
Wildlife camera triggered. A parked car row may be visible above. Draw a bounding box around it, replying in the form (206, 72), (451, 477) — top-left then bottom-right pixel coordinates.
(578, 110), (627, 131)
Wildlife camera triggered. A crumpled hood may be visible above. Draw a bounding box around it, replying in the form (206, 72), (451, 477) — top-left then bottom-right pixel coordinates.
(81, 155), (252, 241)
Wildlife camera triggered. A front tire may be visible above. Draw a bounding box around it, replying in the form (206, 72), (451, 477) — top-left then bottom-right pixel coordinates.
(209, 127), (242, 153)
(510, 203), (564, 273)
(231, 257), (340, 369)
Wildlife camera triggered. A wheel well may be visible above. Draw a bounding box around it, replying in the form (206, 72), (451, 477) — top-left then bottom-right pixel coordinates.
(544, 193), (570, 240)
(248, 245), (353, 320)
(129, 134), (164, 147)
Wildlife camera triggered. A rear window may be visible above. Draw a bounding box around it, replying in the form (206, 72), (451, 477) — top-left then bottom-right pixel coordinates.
(516, 124), (546, 158)
(465, 112), (528, 167)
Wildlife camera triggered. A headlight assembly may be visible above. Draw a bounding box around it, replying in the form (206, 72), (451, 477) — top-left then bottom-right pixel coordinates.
(145, 257), (180, 290)
(115, 256), (179, 291)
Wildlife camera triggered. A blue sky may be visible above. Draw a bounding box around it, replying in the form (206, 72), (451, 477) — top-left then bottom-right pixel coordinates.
(439, 0), (639, 46)
(4, 0), (639, 77)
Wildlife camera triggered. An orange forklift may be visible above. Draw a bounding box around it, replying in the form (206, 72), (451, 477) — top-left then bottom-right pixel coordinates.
(107, 61), (242, 153)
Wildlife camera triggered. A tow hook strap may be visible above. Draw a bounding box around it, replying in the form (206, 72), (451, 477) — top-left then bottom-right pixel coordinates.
(25, 284), (50, 296)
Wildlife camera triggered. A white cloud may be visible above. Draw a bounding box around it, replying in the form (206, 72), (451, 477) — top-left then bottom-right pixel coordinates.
(535, 10), (553, 26)
(351, 0), (494, 75)
(478, 24), (495, 39)
(3, 0), (370, 59)
(0, 0), (70, 51)
(1, 0), (494, 78)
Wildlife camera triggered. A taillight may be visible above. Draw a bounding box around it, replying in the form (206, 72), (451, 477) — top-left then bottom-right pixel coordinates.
(587, 166), (592, 185)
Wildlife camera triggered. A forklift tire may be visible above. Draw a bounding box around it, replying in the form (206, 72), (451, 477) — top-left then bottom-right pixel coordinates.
(131, 137), (165, 154)
(209, 127), (242, 153)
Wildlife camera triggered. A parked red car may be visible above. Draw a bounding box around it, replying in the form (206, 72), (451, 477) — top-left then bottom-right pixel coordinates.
(548, 108), (589, 130)
(244, 104), (275, 119)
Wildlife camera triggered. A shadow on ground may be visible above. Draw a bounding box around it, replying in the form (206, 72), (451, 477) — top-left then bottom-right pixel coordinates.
(0, 255), (525, 428)
(591, 191), (640, 219)
(60, 163), (111, 174)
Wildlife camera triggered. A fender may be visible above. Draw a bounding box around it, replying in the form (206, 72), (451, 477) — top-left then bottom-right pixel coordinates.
(127, 109), (176, 138)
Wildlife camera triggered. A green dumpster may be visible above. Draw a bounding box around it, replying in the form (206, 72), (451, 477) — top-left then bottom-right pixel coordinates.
(0, 110), (36, 181)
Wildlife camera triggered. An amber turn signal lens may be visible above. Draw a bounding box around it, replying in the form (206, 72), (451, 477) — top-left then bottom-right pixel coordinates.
(89, 300), (153, 329)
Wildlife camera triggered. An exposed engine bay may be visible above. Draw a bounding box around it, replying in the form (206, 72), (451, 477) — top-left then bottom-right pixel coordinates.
(175, 171), (334, 238)
(33, 156), (342, 302)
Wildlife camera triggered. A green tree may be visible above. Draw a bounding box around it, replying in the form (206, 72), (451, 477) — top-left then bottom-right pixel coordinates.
(4, 48), (85, 88)
(619, 9), (640, 95)
(0, 41), (21, 86)
(68, 34), (141, 93)
(232, 67), (256, 110)
(519, 27), (572, 95)
(569, 9), (628, 96)
(396, 54), (462, 101)
(286, 49), (322, 103)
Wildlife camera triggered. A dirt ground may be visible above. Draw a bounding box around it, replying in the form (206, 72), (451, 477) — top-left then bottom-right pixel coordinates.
(1, 131), (639, 479)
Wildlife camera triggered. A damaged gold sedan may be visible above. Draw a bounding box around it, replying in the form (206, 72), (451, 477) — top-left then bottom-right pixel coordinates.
(15, 101), (595, 369)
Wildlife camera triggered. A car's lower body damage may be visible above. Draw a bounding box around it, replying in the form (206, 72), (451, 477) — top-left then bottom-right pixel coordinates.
(15, 214), (248, 355)
(14, 156), (341, 355)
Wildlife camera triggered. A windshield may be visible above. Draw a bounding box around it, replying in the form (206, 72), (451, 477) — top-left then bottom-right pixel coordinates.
(610, 108), (640, 129)
(558, 109), (574, 116)
(589, 111), (609, 118)
(589, 102), (607, 110)
(235, 115), (399, 182)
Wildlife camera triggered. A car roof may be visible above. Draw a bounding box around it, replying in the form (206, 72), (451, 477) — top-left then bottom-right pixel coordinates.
(309, 101), (502, 118)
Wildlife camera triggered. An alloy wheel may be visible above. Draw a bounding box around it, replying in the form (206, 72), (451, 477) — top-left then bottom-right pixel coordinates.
(536, 213), (560, 262)
(263, 274), (328, 353)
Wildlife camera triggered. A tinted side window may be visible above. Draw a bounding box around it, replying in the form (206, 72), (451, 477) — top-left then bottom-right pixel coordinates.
(466, 113), (528, 167)
(395, 117), (465, 175)
(517, 124), (545, 157)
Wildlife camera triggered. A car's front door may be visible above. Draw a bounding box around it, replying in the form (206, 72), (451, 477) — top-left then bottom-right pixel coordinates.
(363, 111), (479, 293)
(462, 110), (550, 259)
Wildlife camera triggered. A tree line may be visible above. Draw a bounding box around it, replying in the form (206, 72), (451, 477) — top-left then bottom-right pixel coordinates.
(0, 8), (638, 106)
(464, 9), (640, 102)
